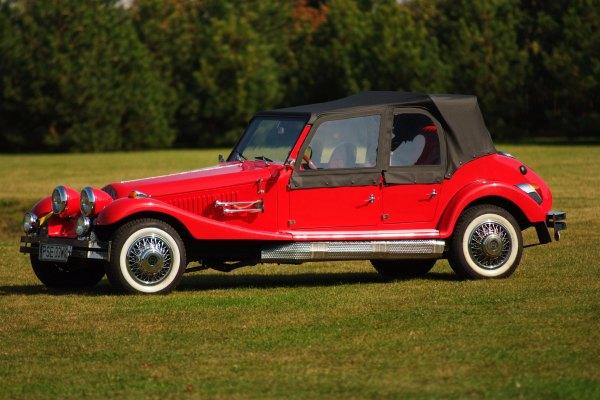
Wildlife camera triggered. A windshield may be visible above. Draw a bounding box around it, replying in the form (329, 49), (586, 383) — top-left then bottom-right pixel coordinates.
(229, 116), (308, 163)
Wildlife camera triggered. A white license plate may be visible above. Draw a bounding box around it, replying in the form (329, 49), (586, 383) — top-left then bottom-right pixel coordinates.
(39, 244), (73, 262)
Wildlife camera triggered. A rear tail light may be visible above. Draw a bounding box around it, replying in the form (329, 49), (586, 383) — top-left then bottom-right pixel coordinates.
(515, 183), (543, 204)
(531, 183), (543, 198)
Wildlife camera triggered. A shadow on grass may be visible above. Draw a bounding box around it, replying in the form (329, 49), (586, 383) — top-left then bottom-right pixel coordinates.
(0, 271), (459, 296)
(178, 270), (459, 291)
(0, 282), (112, 296)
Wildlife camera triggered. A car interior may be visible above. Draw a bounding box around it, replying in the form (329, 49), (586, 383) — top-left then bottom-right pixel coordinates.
(390, 113), (440, 166)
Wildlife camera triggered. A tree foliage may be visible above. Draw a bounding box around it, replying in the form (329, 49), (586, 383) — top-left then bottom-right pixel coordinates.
(131, 0), (292, 146)
(0, 0), (597, 152)
(427, 0), (529, 137)
(0, 0), (174, 151)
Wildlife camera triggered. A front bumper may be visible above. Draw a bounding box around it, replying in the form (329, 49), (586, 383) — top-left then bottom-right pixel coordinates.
(19, 235), (110, 261)
(545, 210), (567, 241)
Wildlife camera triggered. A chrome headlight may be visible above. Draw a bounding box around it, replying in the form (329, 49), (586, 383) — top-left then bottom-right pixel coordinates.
(52, 185), (68, 214)
(22, 212), (38, 233)
(75, 216), (91, 236)
(80, 187), (96, 217)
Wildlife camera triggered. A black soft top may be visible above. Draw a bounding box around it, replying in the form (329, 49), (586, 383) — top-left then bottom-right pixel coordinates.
(260, 91), (496, 179)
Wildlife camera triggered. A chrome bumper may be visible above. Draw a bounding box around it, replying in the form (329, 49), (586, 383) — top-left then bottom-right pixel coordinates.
(545, 210), (566, 241)
(19, 235), (110, 261)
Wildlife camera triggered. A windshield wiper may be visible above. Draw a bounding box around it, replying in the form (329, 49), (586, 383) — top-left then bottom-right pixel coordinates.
(254, 155), (273, 162)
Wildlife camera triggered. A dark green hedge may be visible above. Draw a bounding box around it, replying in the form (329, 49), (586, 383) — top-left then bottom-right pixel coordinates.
(0, 0), (597, 151)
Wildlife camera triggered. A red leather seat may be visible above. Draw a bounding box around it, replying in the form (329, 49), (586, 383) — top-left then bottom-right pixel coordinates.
(415, 124), (440, 165)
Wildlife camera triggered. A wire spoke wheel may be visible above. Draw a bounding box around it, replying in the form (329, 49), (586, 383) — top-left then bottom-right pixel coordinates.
(449, 205), (523, 279)
(126, 234), (173, 285)
(467, 220), (512, 270)
(108, 219), (186, 294)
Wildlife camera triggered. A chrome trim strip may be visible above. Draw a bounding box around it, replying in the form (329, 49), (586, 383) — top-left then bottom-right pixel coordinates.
(120, 164), (238, 184)
(287, 229), (440, 240)
(261, 240), (446, 262)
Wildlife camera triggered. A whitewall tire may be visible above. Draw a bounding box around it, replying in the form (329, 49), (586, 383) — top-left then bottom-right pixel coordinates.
(107, 219), (186, 294)
(449, 205), (523, 279)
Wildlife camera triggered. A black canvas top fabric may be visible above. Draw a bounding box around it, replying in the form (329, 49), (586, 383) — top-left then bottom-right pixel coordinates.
(262, 91), (430, 121)
(261, 91), (496, 187)
(429, 94), (496, 177)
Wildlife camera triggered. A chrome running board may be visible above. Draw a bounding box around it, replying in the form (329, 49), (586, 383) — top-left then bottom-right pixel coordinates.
(261, 240), (445, 263)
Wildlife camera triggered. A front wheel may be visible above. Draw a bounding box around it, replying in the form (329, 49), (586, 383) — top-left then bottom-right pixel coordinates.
(371, 259), (436, 279)
(106, 218), (186, 294)
(30, 255), (105, 289)
(448, 204), (523, 279)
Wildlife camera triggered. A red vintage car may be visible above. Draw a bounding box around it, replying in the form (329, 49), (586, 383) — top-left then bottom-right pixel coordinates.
(20, 92), (566, 293)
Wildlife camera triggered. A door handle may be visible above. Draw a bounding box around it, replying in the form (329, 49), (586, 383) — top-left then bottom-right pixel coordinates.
(367, 194), (376, 204)
(429, 189), (438, 198)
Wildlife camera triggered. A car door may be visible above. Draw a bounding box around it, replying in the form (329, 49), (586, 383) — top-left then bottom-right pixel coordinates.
(288, 113), (384, 230)
(381, 108), (446, 224)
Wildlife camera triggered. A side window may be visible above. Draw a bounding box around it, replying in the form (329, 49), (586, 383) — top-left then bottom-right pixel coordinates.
(390, 113), (440, 166)
(302, 115), (380, 170)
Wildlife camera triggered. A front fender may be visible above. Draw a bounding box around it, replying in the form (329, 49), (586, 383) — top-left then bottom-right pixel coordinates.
(95, 197), (290, 241)
(437, 180), (549, 238)
(31, 196), (53, 216)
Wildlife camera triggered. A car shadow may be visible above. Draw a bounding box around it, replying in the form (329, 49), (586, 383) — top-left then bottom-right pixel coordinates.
(178, 270), (460, 291)
(0, 271), (459, 296)
(0, 282), (112, 296)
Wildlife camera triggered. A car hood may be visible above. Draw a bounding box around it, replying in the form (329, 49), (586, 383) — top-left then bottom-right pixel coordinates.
(105, 161), (282, 199)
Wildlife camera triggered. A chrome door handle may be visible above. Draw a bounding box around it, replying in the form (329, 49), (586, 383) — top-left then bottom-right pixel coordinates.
(367, 194), (375, 204)
(429, 189), (438, 198)
(215, 199), (264, 214)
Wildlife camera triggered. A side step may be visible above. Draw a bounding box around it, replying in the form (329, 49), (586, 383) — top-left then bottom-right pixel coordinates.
(261, 240), (445, 263)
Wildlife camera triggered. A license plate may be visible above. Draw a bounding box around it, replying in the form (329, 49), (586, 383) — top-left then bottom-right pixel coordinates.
(39, 244), (72, 262)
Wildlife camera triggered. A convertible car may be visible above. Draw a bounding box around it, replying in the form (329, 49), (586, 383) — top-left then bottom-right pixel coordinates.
(20, 91), (566, 293)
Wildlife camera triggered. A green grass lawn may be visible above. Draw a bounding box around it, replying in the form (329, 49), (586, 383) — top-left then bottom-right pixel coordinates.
(0, 145), (598, 399)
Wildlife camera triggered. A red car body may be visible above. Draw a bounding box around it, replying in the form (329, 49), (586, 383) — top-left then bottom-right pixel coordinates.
(20, 92), (566, 293)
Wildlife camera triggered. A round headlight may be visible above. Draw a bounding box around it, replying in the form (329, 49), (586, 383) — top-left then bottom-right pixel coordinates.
(76, 216), (91, 237)
(80, 187), (96, 217)
(22, 212), (38, 233)
(52, 186), (68, 214)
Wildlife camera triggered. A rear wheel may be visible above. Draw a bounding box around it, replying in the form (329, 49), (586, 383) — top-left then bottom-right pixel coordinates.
(449, 204), (522, 279)
(106, 218), (186, 294)
(30, 255), (105, 289)
(371, 259), (436, 279)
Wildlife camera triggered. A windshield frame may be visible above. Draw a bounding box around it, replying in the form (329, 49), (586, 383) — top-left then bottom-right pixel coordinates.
(228, 114), (309, 164)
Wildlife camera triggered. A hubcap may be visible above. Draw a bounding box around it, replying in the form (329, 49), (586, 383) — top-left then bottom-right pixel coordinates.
(126, 235), (173, 285)
(468, 221), (512, 270)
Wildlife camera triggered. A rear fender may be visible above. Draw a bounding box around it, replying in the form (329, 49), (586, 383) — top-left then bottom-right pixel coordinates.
(437, 181), (547, 238)
(95, 197), (289, 241)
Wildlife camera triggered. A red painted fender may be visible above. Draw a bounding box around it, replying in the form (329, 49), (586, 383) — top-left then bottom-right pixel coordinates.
(437, 180), (549, 238)
(95, 197), (290, 241)
(32, 196), (52, 216)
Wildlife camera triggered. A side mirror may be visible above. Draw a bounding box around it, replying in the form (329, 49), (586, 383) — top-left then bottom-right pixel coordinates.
(303, 146), (313, 161)
(301, 146), (313, 168)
